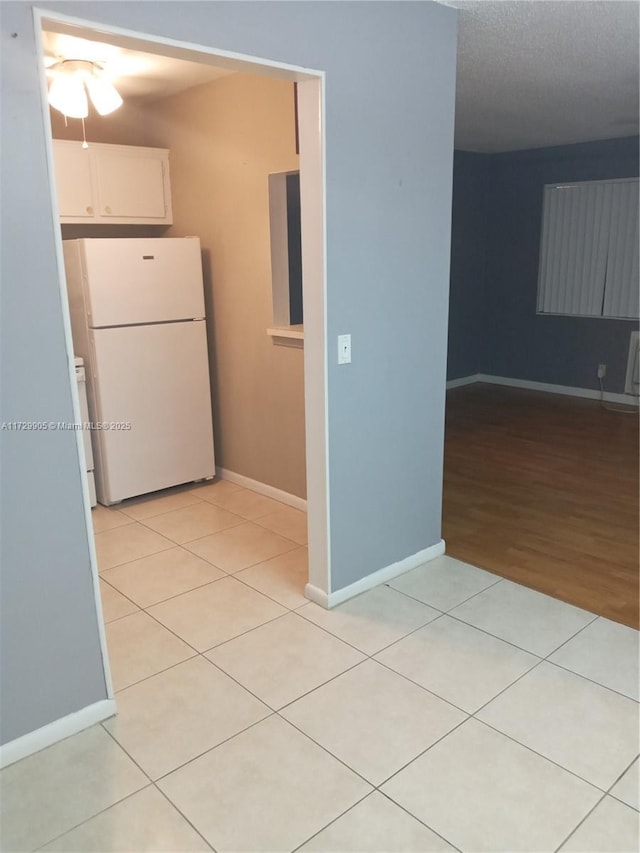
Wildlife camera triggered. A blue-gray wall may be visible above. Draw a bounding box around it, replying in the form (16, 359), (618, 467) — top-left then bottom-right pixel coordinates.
(1, 1), (457, 744)
(446, 151), (490, 379)
(1, 3), (109, 746)
(447, 137), (640, 392)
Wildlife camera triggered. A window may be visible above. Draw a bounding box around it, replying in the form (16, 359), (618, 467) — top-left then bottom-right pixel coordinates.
(267, 170), (304, 346)
(537, 178), (639, 319)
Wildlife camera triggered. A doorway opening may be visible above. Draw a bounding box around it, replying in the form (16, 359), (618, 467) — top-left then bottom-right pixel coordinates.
(35, 9), (330, 699)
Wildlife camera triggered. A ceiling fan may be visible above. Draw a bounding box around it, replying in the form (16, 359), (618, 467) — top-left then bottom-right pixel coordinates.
(46, 58), (123, 119)
(42, 31), (126, 124)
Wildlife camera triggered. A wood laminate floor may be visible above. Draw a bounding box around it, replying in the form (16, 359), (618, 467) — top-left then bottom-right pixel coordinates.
(443, 384), (639, 628)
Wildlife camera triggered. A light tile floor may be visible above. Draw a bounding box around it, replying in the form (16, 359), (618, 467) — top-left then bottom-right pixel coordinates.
(1, 481), (639, 852)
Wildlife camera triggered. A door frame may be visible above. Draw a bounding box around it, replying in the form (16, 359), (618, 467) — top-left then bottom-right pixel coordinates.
(33, 7), (330, 701)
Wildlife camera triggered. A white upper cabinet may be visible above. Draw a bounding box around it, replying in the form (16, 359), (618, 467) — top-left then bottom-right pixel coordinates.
(54, 143), (95, 219)
(52, 140), (173, 225)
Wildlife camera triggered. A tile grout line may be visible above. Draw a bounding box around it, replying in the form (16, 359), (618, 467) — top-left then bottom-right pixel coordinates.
(471, 716), (614, 794)
(375, 790), (465, 853)
(374, 713), (471, 790)
(368, 712), (612, 853)
(371, 655), (474, 718)
(139, 581), (290, 650)
(208, 539), (301, 573)
(275, 657), (375, 717)
(97, 542), (175, 573)
(274, 713), (377, 790)
(21, 723), (186, 851)
(292, 785), (466, 853)
(250, 511), (308, 545)
(102, 538), (305, 615)
(443, 609), (597, 660)
(538, 612), (601, 658)
(104, 574), (229, 618)
(543, 658), (640, 703)
(384, 573), (605, 663)
(368, 631), (631, 800)
(192, 609), (291, 655)
(134, 513), (246, 546)
(154, 692), (466, 853)
(110, 652), (200, 697)
(552, 788), (610, 853)
(288, 790), (374, 853)
(462, 608), (601, 719)
(199, 655), (281, 711)
(283, 608), (396, 658)
(605, 754), (640, 796)
(150, 711), (279, 785)
(534, 613), (636, 698)
(216, 559), (308, 612)
(109, 606), (293, 696)
(114, 488), (265, 544)
(117, 493), (207, 523)
(105, 569), (316, 705)
(152, 783), (218, 852)
(447, 597), (637, 797)
(201, 607), (365, 659)
(468, 656), (546, 717)
(128, 484), (302, 548)
(30, 784), (156, 852)
(607, 790), (640, 813)
(372, 635), (634, 796)
(127, 606), (202, 655)
(384, 572), (505, 616)
(99, 724), (155, 783)
(100, 522), (304, 609)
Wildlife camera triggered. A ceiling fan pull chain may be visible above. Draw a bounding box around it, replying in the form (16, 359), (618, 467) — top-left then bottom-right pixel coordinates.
(81, 117), (88, 149)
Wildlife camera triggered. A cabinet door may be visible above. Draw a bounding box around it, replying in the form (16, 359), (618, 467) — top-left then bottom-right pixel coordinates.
(53, 141), (95, 219)
(94, 150), (168, 220)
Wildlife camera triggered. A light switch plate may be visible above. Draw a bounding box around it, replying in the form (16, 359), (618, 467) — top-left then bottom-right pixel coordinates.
(338, 334), (351, 364)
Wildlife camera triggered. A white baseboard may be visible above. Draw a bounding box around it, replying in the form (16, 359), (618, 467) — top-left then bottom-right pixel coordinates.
(476, 374), (639, 406)
(305, 538), (446, 609)
(216, 467), (307, 512)
(447, 373), (639, 407)
(446, 374), (480, 389)
(0, 699), (116, 769)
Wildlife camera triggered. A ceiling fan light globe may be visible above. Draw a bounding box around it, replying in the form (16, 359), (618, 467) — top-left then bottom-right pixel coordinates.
(85, 74), (123, 115)
(48, 72), (88, 118)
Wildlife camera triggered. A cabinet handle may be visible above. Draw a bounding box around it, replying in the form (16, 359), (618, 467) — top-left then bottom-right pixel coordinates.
(86, 206), (93, 214)
(104, 205), (112, 214)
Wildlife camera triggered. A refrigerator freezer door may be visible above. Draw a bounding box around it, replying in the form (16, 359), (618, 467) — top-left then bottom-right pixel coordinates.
(81, 237), (205, 327)
(90, 320), (214, 504)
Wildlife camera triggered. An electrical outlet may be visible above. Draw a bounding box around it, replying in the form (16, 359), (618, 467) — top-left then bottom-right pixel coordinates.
(597, 363), (607, 379)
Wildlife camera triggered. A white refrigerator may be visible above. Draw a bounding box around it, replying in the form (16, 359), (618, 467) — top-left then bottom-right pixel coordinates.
(64, 237), (215, 506)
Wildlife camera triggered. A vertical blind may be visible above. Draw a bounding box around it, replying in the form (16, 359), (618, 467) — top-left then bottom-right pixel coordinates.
(537, 178), (639, 319)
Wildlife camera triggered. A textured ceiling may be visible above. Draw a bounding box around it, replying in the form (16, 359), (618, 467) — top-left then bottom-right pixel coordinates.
(448, 0), (640, 152)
